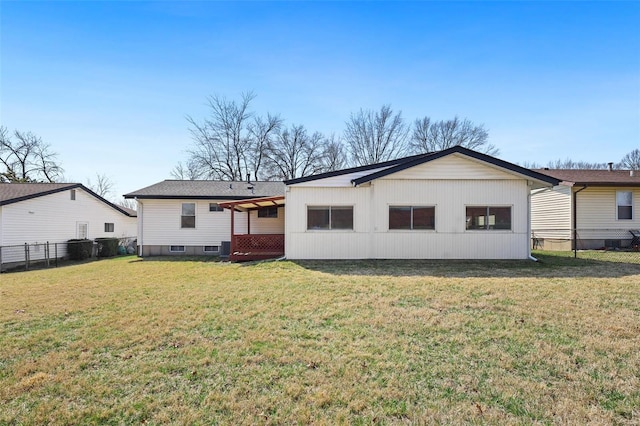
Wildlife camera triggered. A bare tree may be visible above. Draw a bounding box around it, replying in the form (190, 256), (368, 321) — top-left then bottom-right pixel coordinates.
(183, 92), (281, 181)
(264, 124), (326, 180)
(618, 149), (640, 170)
(170, 159), (205, 180)
(117, 198), (138, 211)
(0, 126), (64, 182)
(344, 105), (409, 166)
(409, 116), (498, 155)
(321, 133), (349, 172)
(545, 158), (608, 170)
(86, 173), (114, 198)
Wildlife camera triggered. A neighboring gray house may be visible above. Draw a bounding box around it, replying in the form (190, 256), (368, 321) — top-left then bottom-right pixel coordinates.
(531, 168), (640, 250)
(124, 180), (285, 257)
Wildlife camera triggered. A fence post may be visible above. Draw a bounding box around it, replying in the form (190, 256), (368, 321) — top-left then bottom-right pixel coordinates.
(25, 243), (30, 271)
(46, 242), (50, 267)
(55, 243), (58, 268)
(0, 246), (3, 273)
(573, 228), (577, 258)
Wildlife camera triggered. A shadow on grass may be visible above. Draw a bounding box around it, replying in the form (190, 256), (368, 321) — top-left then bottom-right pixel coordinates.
(285, 252), (640, 278)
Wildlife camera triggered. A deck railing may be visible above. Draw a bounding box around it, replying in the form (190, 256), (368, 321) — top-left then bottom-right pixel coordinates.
(232, 234), (284, 255)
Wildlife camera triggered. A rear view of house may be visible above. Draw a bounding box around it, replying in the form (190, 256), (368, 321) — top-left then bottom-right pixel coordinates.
(284, 146), (559, 260)
(531, 168), (640, 250)
(124, 180), (285, 257)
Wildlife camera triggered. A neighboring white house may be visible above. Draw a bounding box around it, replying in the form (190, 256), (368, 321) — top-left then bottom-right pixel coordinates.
(0, 183), (137, 264)
(123, 180), (285, 257)
(283, 146), (559, 260)
(531, 168), (640, 250)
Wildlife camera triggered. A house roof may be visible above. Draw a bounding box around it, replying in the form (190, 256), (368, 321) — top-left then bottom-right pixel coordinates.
(124, 180), (285, 200)
(285, 146), (560, 187)
(533, 169), (640, 187)
(0, 183), (137, 217)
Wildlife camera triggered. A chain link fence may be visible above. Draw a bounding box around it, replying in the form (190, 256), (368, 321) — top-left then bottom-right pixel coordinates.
(532, 228), (640, 264)
(0, 237), (136, 273)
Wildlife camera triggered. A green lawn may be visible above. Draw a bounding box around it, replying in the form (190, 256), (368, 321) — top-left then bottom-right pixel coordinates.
(1, 255), (639, 424)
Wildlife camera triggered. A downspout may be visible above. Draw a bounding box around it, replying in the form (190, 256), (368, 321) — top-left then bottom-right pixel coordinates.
(527, 182), (537, 261)
(573, 185), (588, 256)
(136, 198), (143, 257)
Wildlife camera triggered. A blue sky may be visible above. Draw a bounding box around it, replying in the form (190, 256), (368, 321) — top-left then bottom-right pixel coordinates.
(1, 1), (639, 200)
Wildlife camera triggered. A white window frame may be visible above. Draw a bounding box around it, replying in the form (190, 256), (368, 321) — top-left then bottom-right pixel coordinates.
(465, 206), (512, 231)
(77, 222), (88, 239)
(388, 205), (436, 231)
(209, 203), (224, 212)
(203, 245), (219, 253)
(169, 245), (185, 252)
(181, 203), (196, 228)
(616, 191), (633, 220)
(306, 205), (354, 231)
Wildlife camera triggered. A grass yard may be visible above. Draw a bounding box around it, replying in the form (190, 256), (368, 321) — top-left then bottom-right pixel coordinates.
(1, 255), (639, 425)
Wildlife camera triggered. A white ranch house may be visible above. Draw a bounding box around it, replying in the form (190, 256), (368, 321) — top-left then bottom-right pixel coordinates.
(126, 147), (559, 260)
(0, 183), (137, 264)
(284, 146), (559, 260)
(531, 168), (640, 250)
(124, 180), (285, 258)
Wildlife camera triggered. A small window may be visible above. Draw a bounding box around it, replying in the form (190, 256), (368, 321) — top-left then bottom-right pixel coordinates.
(169, 245), (185, 252)
(209, 203), (224, 212)
(258, 207), (278, 218)
(104, 223), (114, 232)
(389, 206), (435, 230)
(203, 245), (219, 253)
(70, 189), (76, 200)
(307, 206), (353, 230)
(181, 203), (196, 228)
(617, 191), (633, 220)
(466, 206), (511, 230)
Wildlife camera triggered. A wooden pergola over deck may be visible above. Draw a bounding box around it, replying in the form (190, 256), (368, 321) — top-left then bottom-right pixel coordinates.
(218, 196), (285, 262)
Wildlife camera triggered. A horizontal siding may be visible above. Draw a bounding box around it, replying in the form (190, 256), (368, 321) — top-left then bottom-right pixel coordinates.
(291, 166), (391, 187)
(139, 199), (247, 246)
(576, 187), (640, 239)
(137, 201), (284, 248)
(382, 154), (520, 181)
(1, 188), (137, 247)
(286, 179), (531, 259)
(530, 185), (572, 239)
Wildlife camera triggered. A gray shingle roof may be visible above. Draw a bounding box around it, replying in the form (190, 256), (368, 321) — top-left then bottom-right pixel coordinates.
(534, 169), (640, 186)
(0, 183), (79, 204)
(124, 180), (285, 199)
(0, 183), (136, 217)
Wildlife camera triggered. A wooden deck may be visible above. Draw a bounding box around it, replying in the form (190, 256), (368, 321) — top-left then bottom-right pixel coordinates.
(229, 234), (284, 262)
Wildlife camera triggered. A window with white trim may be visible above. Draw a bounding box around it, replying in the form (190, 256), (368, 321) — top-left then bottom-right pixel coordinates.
(203, 245), (219, 253)
(389, 206), (435, 230)
(169, 245), (185, 252)
(307, 206), (353, 230)
(617, 191), (633, 220)
(209, 203), (224, 212)
(466, 206), (511, 230)
(181, 203), (196, 228)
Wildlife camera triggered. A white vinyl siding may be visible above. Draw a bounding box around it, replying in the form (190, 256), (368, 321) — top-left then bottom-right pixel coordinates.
(0, 188), (136, 262)
(575, 187), (640, 240)
(286, 179), (530, 259)
(136, 201), (284, 248)
(530, 185), (572, 240)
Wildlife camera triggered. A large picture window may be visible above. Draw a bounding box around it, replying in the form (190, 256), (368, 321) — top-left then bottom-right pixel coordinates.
(466, 206), (511, 230)
(389, 206), (435, 230)
(617, 191), (633, 220)
(181, 203), (196, 228)
(307, 206), (353, 230)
